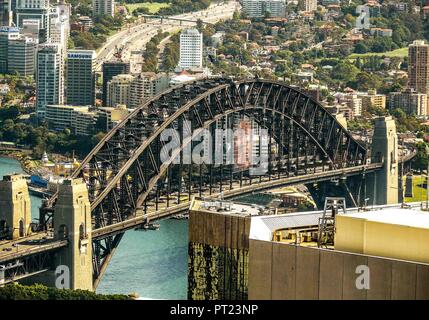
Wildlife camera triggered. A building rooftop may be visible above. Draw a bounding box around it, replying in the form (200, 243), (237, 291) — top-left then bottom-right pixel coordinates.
(190, 198), (273, 217)
(249, 202), (429, 242)
(340, 208), (429, 229)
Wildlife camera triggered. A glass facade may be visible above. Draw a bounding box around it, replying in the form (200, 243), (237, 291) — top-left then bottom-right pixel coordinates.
(188, 242), (248, 300)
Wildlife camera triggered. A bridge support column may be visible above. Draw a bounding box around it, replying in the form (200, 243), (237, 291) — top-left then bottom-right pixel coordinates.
(54, 178), (93, 291)
(0, 174), (31, 239)
(367, 116), (398, 205)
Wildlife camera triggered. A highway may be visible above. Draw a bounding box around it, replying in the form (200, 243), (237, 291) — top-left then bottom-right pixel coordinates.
(94, 1), (239, 71)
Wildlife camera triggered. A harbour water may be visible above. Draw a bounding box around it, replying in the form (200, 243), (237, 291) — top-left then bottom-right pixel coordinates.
(0, 156), (188, 299)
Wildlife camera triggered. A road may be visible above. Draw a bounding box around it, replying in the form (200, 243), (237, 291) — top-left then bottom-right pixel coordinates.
(95, 1), (239, 71)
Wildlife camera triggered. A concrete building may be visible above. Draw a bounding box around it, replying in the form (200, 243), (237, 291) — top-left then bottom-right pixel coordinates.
(102, 60), (130, 106)
(0, 26), (19, 74)
(97, 104), (129, 130)
(408, 40), (429, 95)
(45, 104), (96, 135)
(106, 74), (134, 108)
(0, 174), (31, 239)
(92, 0), (114, 17)
(128, 72), (170, 108)
(21, 19), (41, 38)
(388, 88), (428, 116)
(36, 43), (65, 120)
(15, 0), (50, 42)
(179, 28), (203, 70)
(48, 4), (70, 52)
(298, 0), (317, 12)
(248, 203), (429, 300)
(241, 0), (286, 18)
(7, 35), (38, 77)
(188, 198), (271, 300)
(360, 89), (386, 110)
(66, 49), (96, 106)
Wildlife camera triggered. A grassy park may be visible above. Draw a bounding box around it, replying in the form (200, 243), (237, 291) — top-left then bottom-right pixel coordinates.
(348, 47), (408, 59)
(404, 175), (428, 203)
(126, 2), (171, 14)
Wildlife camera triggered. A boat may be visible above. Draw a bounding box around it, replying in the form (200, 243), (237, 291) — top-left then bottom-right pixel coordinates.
(171, 213), (189, 220)
(135, 223), (160, 231)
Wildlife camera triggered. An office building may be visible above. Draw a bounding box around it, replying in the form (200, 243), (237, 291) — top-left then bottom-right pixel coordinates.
(298, 0), (317, 12)
(388, 88), (428, 116)
(106, 74), (134, 108)
(21, 19), (41, 38)
(7, 35), (38, 77)
(48, 4), (70, 51)
(45, 104), (96, 136)
(241, 0), (286, 18)
(0, 26), (19, 74)
(128, 72), (170, 108)
(0, 0), (12, 26)
(408, 40), (429, 95)
(92, 0), (114, 17)
(15, 0), (50, 42)
(66, 49), (96, 106)
(179, 28), (203, 70)
(102, 60), (130, 106)
(36, 43), (64, 120)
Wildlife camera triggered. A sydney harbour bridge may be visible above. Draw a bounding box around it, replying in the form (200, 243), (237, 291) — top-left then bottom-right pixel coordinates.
(0, 78), (413, 289)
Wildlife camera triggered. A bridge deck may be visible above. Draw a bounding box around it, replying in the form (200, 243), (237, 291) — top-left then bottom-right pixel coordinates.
(0, 232), (67, 264)
(92, 163), (382, 239)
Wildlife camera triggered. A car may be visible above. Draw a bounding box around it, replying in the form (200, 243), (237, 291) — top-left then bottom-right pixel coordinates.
(2, 247), (12, 252)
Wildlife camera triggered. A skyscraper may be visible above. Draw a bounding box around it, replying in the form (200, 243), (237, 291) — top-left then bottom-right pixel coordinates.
(0, 0), (12, 26)
(48, 4), (70, 52)
(7, 35), (38, 77)
(66, 49), (96, 106)
(0, 26), (19, 74)
(15, 0), (50, 43)
(408, 40), (429, 95)
(92, 0), (114, 17)
(36, 43), (64, 120)
(179, 28), (203, 70)
(102, 60), (130, 106)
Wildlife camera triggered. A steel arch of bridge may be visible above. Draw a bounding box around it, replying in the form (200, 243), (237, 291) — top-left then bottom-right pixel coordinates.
(42, 78), (368, 286)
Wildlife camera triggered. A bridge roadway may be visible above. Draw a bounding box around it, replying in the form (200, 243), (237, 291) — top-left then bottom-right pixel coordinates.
(91, 162), (383, 239)
(0, 232), (67, 264)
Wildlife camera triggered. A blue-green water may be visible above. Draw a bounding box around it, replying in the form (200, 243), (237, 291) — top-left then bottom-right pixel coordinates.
(0, 156), (188, 299)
